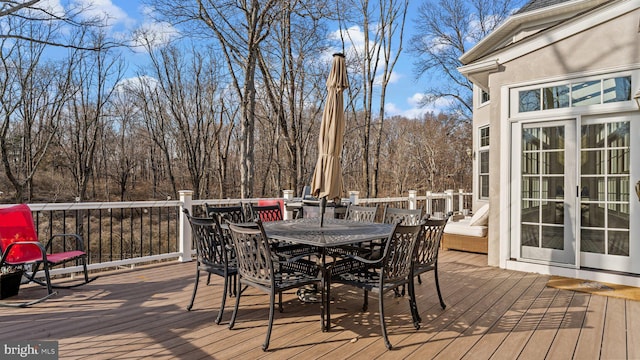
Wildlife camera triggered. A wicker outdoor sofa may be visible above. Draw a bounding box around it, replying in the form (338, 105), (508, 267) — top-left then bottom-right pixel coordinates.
(441, 204), (488, 254)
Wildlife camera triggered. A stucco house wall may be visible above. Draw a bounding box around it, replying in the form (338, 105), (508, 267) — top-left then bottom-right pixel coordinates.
(468, 1), (640, 267)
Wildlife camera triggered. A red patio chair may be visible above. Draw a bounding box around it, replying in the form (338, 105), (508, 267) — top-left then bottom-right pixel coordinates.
(0, 204), (94, 307)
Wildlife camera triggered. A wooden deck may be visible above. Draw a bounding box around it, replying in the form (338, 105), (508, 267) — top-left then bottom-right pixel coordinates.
(2, 250), (639, 359)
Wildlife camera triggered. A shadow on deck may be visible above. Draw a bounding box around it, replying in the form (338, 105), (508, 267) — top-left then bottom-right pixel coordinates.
(1, 250), (638, 359)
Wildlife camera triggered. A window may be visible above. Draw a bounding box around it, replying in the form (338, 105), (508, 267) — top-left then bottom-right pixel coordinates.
(481, 90), (490, 104)
(517, 75), (632, 113)
(479, 126), (490, 199)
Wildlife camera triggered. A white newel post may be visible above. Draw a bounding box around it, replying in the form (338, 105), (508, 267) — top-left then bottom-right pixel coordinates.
(179, 190), (193, 262)
(283, 189), (294, 220)
(459, 189), (465, 213)
(408, 190), (417, 210)
(425, 191), (433, 215)
(445, 189), (454, 215)
(349, 191), (359, 205)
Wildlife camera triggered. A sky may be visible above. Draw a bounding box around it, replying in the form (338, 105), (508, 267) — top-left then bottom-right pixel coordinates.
(49, 0), (450, 119)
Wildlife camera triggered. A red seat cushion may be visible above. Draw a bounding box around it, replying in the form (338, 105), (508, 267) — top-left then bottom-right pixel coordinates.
(0, 204), (44, 264)
(46, 251), (85, 264)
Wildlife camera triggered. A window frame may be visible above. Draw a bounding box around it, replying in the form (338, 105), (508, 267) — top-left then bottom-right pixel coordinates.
(478, 126), (490, 200)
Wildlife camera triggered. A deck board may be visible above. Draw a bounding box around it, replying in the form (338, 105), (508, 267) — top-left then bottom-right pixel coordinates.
(2, 250), (638, 359)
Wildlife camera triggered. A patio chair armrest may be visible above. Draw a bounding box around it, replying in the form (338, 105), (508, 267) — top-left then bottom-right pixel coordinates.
(339, 253), (381, 265)
(45, 233), (86, 253)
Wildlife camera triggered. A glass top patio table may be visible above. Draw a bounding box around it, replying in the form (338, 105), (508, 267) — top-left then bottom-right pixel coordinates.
(262, 217), (393, 247)
(262, 217), (394, 332)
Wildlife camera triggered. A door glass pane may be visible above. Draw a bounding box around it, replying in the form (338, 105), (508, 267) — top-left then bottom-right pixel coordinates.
(582, 123), (605, 148)
(521, 224), (539, 247)
(608, 148), (629, 174)
(542, 127), (564, 149)
(543, 152), (564, 174)
(544, 177), (565, 199)
(607, 177), (629, 202)
(541, 201), (564, 225)
(580, 177), (604, 201)
(608, 122), (630, 147)
(541, 226), (564, 249)
(608, 231), (629, 256)
(521, 200), (540, 223)
(608, 203), (629, 229)
(582, 203), (605, 227)
(523, 128), (541, 150)
(581, 229), (605, 253)
(581, 150), (604, 174)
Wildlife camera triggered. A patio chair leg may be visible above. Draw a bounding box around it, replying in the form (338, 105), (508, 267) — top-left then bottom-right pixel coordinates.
(408, 278), (421, 328)
(263, 291), (276, 351)
(379, 293), (392, 350)
(362, 289), (369, 312)
(216, 275), (229, 325)
(435, 266), (446, 309)
(278, 291), (283, 313)
(417, 274), (422, 285)
(187, 269), (200, 311)
(229, 279), (242, 330)
(207, 273), (211, 285)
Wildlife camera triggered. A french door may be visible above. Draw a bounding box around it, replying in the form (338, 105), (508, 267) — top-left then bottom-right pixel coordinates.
(513, 120), (577, 265)
(512, 115), (639, 273)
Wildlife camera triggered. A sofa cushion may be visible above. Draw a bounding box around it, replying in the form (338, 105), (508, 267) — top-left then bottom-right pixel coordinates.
(444, 218), (487, 237)
(469, 204), (489, 227)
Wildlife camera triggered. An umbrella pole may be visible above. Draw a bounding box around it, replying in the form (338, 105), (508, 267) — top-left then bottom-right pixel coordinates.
(320, 196), (327, 227)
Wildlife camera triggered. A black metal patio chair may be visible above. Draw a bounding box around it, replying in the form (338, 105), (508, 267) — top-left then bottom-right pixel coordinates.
(183, 209), (237, 324)
(328, 221), (424, 349)
(382, 205), (423, 225)
(227, 221), (321, 351)
(411, 214), (450, 315)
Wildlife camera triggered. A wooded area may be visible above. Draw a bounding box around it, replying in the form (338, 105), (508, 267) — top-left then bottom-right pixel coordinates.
(0, 0), (521, 203)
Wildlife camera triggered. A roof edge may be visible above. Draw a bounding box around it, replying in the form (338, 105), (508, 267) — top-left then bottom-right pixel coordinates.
(459, 0), (610, 65)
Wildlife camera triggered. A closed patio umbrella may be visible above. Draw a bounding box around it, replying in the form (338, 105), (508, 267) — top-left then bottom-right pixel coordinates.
(310, 53), (348, 226)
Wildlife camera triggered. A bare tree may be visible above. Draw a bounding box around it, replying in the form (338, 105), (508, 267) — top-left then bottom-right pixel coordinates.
(411, 0), (523, 119)
(0, 0), (113, 50)
(371, 0), (408, 198)
(256, 0), (329, 195)
(0, 15), (73, 202)
(336, 0), (408, 197)
(147, 0), (283, 198)
(57, 30), (124, 201)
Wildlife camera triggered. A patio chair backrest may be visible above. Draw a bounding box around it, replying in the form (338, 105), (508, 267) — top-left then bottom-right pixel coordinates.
(227, 222), (275, 287)
(205, 203), (246, 224)
(0, 204), (43, 264)
(183, 209), (231, 268)
(382, 206), (423, 225)
(379, 222), (424, 283)
(250, 203), (283, 222)
(414, 217), (448, 268)
(344, 204), (378, 222)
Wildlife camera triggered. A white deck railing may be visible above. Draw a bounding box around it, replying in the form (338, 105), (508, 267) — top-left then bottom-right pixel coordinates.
(17, 189), (471, 279)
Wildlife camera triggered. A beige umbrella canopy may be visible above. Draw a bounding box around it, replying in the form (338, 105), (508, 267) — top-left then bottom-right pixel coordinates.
(310, 53), (348, 225)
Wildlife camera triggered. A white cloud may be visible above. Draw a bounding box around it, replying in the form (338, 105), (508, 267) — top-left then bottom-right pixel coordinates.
(116, 75), (158, 93)
(385, 92), (450, 119)
(131, 21), (180, 52)
(72, 0), (136, 28)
